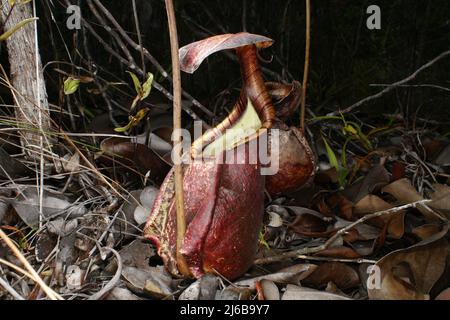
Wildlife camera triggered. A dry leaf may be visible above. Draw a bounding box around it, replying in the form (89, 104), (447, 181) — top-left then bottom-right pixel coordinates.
(354, 194), (405, 239)
(382, 178), (441, 221)
(281, 284), (351, 300)
(368, 225), (450, 300)
(302, 262), (360, 290)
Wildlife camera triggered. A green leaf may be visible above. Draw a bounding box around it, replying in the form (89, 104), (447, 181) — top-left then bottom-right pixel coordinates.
(64, 77), (81, 95)
(140, 72), (154, 101)
(322, 136), (339, 171)
(0, 17), (38, 42)
(114, 108), (149, 133)
(127, 71), (142, 96)
(114, 122), (132, 133)
(203, 98), (262, 156)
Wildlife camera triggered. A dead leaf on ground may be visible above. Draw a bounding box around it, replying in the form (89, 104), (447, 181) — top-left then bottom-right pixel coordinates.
(256, 279), (280, 300)
(281, 284), (351, 300)
(6, 187), (86, 227)
(302, 262), (360, 290)
(106, 287), (143, 300)
(368, 224), (450, 300)
(234, 264), (317, 290)
(316, 246), (361, 259)
(382, 178), (442, 221)
(429, 184), (450, 218)
(122, 266), (174, 299)
(354, 194), (405, 238)
(343, 165), (390, 203)
(179, 275), (219, 300)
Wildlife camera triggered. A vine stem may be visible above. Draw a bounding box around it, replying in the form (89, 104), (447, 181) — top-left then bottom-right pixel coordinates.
(164, 0), (190, 277)
(300, 0), (310, 130)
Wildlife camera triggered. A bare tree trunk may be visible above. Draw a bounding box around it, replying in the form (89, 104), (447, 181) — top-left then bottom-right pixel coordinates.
(1, 1), (51, 158)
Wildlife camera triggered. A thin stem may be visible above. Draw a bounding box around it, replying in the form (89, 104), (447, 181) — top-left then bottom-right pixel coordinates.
(164, 0), (190, 277)
(300, 0), (311, 130)
(131, 0), (146, 75)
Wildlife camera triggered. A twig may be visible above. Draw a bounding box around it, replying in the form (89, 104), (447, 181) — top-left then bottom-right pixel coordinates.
(88, 247), (122, 300)
(254, 199), (431, 265)
(62, 0), (206, 125)
(0, 228), (63, 300)
(296, 255), (377, 264)
(370, 83), (450, 92)
(0, 275), (24, 300)
(90, 0), (214, 118)
(328, 48), (450, 116)
(131, 0), (145, 75)
(0, 257), (34, 280)
(165, 0), (190, 277)
(300, 0), (310, 130)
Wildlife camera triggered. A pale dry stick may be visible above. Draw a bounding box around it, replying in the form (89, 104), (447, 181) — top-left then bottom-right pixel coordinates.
(32, 0), (46, 231)
(0, 275), (25, 300)
(165, 0), (190, 277)
(254, 199), (432, 265)
(0, 257), (34, 280)
(0, 228), (63, 300)
(131, 0), (145, 75)
(300, 0), (310, 130)
(88, 247), (122, 300)
(327, 48), (450, 117)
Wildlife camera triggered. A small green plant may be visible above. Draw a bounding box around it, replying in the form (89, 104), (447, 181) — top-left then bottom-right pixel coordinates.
(63, 77), (81, 95)
(322, 135), (349, 188)
(127, 71), (154, 110)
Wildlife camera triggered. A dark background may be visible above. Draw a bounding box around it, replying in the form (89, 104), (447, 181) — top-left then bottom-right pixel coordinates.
(19, 0), (450, 131)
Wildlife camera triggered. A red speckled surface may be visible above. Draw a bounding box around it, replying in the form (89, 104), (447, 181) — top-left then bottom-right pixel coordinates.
(144, 144), (265, 280)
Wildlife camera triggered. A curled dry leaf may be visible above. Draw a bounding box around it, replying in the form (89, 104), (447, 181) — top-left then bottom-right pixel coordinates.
(302, 262), (360, 290)
(0, 147), (31, 178)
(122, 266), (174, 298)
(288, 213), (329, 237)
(316, 246), (361, 259)
(382, 178), (442, 221)
(281, 284), (351, 300)
(7, 187), (86, 227)
(106, 287), (143, 300)
(234, 263), (317, 290)
(100, 137), (171, 184)
(368, 225), (450, 300)
(354, 194), (405, 239)
(412, 224), (445, 240)
(134, 186), (159, 225)
(256, 279), (280, 300)
(115, 239), (155, 272)
(343, 165), (390, 203)
(179, 275), (219, 300)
